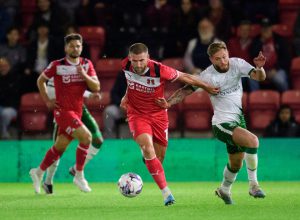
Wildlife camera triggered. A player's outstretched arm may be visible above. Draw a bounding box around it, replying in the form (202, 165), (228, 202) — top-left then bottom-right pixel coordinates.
(156, 85), (194, 109)
(77, 65), (100, 92)
(37, 73), (57, 109)
(176, 72), (219, 95)
(250, 51), (267, 81)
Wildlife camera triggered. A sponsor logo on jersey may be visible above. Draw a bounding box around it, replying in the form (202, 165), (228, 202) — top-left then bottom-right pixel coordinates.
(218, 84), (240, 96)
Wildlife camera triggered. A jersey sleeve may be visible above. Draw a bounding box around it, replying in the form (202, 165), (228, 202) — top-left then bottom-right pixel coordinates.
(160, 63), (179, 82)
(87, 60), (97, 77)
(237, 58), (255, 78)
(43, 61), (56, 79)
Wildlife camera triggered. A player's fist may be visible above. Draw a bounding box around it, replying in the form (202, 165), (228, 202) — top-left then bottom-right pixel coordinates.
(120, 95), (128, 111)
(253, 51), (266, 68)
(155, 97), (171, 109)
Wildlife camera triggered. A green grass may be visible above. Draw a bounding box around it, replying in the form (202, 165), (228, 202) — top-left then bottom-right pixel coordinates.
(0, 182), (299, 220)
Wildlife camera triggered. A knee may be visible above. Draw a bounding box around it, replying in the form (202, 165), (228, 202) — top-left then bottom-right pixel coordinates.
(140, 145), (155, 158)
(249, 135), (259, 148)
(79, 131), (92, 145)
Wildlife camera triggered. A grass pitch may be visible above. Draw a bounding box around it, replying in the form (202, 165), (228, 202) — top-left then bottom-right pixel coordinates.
(0, 182), (299, 220)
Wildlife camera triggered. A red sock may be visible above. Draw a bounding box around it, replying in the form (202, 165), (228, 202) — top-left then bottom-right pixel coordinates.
(40, 146), (63, 171)
(145, 157), (167, 189)
(76, 143), (89, 171)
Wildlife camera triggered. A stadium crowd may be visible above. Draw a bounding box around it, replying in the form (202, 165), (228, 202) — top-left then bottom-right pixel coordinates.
(0, 0), (300, 139)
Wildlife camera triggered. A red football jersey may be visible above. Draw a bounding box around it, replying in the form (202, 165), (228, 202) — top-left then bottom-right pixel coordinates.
(43, 57), (97, 115)
(122, 58), (179, 116)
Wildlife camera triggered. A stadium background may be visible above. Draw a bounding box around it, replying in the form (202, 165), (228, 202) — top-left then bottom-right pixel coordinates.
(0, 0), (300, 181)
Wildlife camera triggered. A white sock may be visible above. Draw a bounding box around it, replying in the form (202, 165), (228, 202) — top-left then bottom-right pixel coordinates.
(75, 170), (84, 178)
(221, 165), (238, 194)
(245, 153), (258, 186)
(36, 167), (45, 178)
(85, 145), (99, 165)
(45, 160), (60, 185)
(161, 186), (171, 200)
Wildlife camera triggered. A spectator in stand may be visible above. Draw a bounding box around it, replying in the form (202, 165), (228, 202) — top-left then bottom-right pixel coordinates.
(104, 0), (146, 58)
(0, 57), (20, 139)
(199, 0), (232, 42)
(24, 21), (61, 93)
(144, 0), (175, 59)
(228, 20), (259, 92)
(28, 0), (70, 42)
(55, 0), (81, 24)
(103, 71), (127, 138)
(184, 17), (219, 74)
(0, 26), (26, 73)
(264, 105), (300, 137)
(250, 18), (290, 92)
(293, 10), (300, 56)
(172, 0), (200, 57)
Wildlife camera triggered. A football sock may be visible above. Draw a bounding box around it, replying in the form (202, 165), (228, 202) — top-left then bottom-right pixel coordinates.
(145, 157), (167, 190)
(84, 145), (100, 165)
(45, 159), (60, 185)
(221, 164), (238, 194)
(162, 186), (172, 200)
(245, 148), (258, 186)
(40, 146), (63, 171)
(76, 143), (89, 171)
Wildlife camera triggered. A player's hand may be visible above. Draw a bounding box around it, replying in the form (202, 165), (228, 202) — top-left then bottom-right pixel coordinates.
(253, 51), (266, 68)
(120, 95), (128, 111)
(155, 97), (171, 109)
(89, 92), (101, 100)
(46, 99), (59, 110)
(77, 65), (87, 77)
(203, 85), (220, 95)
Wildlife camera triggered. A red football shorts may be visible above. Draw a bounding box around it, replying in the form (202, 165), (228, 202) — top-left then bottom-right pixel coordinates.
(54, 110), (83, 140)
(128, 115), (169, 147)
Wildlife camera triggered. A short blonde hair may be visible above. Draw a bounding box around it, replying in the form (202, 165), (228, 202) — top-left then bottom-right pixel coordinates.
(207, 41), (227, 57)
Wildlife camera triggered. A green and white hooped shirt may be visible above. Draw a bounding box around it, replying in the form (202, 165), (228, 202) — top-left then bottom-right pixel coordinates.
(197, 58), (254, 125)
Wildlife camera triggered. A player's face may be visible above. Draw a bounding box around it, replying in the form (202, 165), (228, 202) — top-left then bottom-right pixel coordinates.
(210, 49), (229, 72)
(129, 52), (149, 75)
(65, 40), (82, 59)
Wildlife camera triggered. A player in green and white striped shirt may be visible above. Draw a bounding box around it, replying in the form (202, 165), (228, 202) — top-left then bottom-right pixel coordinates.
(156, 41), (267, 204)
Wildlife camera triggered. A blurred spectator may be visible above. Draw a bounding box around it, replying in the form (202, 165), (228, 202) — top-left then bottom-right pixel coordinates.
(104, 0), (146, 58)
(250, 18), (290, 92)
(28, 0), (70, 42)
(144, 0), (175, 59)
(103, 71), (127, 138)
(0, 26), (27, 72)
(264, 105), (300, 137)
(0, 0), (19, 42)
(24, 21), (61, 93)
(55, 0), (81, 24)
(171, 0), (200, 57)
(228, 20), (259, 92)
(76, 0), (112, 26)
(293, 10), (300, 56)
(243, 0), (278, 24)
(199, 0), (232, 42)
(184, 17), (219, 74)
(0, 57), (20, 139)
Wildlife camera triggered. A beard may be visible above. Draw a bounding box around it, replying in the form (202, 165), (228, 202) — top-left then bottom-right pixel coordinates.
(69, 52), (80, 59)
(214, 64), (229, 73)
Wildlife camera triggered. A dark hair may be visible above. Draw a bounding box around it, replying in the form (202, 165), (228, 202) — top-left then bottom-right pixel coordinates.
(6, 26), (19, 34)
(64, 33), (82, 45)
(129, 43), (148, 54)
(277, 104), (295, 122)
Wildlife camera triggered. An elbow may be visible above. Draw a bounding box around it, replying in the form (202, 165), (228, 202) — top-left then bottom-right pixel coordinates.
(93, 83), (101, 92)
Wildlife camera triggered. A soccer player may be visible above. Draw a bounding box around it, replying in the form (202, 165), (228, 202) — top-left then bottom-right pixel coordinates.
(29, 33), (100, 193)
(43, 79), (104, 194)
(156, 41), (267, 204)
(120, 43), (219, 206)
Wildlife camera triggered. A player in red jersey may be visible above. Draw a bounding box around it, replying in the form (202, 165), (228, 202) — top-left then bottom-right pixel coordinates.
(29, 33), (100, 193)
(120, 43), (219, 206)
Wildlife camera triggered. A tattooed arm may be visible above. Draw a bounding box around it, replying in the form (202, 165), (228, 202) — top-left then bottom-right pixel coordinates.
(156, 85), (195, 109)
